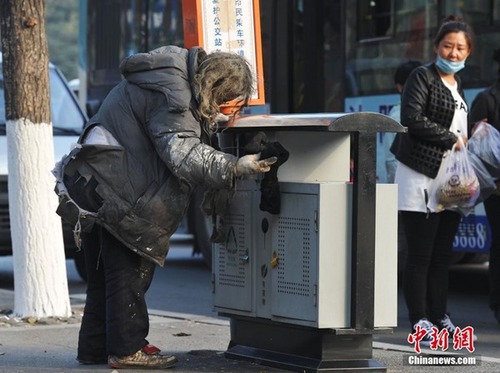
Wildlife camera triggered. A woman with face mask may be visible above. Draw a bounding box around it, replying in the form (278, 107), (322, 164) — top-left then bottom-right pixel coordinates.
(390, 16), (475, 345)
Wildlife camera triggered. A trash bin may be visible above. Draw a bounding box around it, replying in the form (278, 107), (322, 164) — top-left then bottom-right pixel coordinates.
(212, 112), (405, 372)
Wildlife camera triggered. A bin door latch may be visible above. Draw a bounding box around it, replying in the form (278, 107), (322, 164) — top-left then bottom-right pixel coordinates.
(271, 251), (279, 268)
(240, 249), (250, 264)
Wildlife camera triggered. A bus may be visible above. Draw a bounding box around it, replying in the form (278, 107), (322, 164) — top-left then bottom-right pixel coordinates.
(78, 0), (500, 266)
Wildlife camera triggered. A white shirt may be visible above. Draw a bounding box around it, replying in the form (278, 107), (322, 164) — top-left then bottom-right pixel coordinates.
(395, 79), (468, 212)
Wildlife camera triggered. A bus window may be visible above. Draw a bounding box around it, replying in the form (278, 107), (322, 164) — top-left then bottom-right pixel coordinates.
(438, 0), (500, 90)
(346, 1), (500, 99)
(441, 0), (493, 25)
(84, 0), (184, 104)
(357, 0), (392, 41)
(147, 0), (184, 49)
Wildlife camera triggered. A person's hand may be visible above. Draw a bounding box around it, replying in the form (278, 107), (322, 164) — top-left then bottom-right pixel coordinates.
(471, 118), (488, 136)
(235, 153), (278, 176)
(454, 134), (468, 151)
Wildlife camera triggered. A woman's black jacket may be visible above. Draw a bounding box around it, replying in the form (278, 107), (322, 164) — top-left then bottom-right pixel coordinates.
(390, 63), (462, 178)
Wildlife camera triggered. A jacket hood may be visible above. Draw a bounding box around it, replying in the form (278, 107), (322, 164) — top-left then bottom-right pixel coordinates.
(119, 45), (205, 111)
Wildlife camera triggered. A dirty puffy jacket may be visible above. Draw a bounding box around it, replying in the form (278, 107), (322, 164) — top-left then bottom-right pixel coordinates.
(54, 46), (237, 266)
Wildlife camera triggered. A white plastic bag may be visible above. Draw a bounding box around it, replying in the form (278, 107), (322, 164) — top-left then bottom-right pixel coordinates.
(427, 138), (480, 215)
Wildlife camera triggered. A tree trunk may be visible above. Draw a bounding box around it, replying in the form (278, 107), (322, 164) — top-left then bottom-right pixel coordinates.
(0, 0), (71, 317)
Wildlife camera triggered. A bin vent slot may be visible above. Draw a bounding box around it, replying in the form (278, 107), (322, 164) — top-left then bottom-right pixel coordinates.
(276, 216), (311, 297)
(218, 213), (247, 288)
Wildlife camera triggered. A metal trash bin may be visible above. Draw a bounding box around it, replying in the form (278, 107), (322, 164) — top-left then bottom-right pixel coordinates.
(212, 112), (406, 372)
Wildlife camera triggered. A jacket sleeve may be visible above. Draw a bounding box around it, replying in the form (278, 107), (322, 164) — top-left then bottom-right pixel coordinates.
(145, 103), (237, 190)
(401, 67), (457, 148)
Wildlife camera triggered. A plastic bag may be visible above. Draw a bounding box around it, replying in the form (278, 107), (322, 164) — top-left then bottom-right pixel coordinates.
(467, 150), (497, 203)
(468, 122), (500, 178)
(427, 139), (480, 215)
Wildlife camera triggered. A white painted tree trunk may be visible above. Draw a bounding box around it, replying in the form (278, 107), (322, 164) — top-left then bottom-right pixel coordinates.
(7, 118), (71, 318)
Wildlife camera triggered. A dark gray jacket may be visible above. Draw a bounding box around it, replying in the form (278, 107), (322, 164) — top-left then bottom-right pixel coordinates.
(54, 46), (237, 266)
(390, 63), (462, 178)
(470, 79), (500, 130)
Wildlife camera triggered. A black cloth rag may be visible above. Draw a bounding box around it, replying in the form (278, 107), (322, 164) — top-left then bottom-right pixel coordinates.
(243, 132), (289, 214)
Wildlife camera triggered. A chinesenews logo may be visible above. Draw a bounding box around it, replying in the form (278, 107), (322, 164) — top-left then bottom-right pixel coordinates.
(407, 325), (475, 354)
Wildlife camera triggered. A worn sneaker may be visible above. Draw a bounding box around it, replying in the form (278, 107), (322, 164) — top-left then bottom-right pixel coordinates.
(108, 344), (178, 370)
(411, 318), (435, 346)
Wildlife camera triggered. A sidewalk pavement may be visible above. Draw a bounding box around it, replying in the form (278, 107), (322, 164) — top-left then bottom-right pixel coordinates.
(1, 289), (499, 373)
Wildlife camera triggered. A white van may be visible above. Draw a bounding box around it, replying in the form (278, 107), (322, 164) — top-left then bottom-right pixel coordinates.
(0, 55), (88, 279)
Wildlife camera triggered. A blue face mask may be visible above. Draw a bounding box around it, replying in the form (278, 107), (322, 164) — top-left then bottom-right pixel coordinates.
(435, 55), (465, 74)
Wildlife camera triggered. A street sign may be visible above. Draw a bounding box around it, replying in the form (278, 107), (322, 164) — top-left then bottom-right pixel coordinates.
(182, 0), (265, 106)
